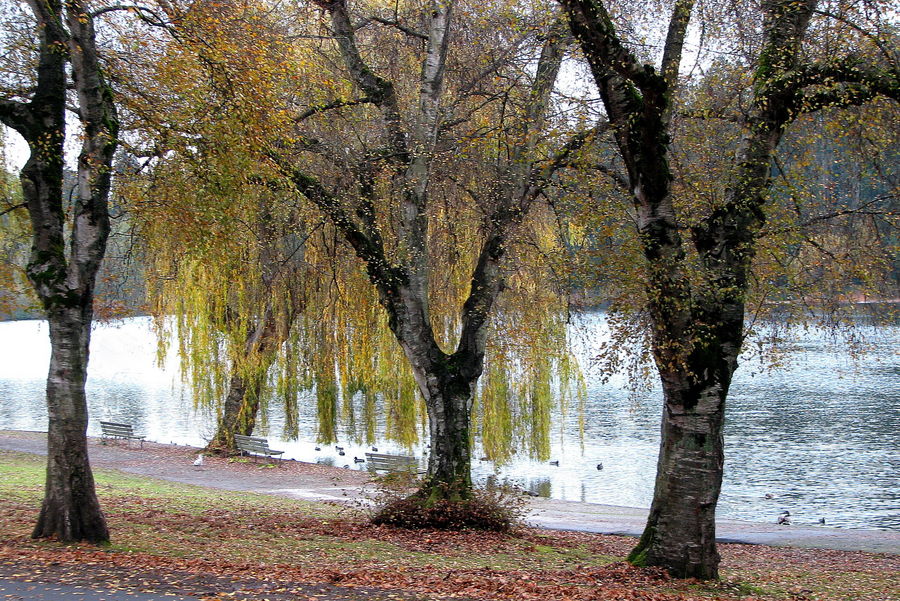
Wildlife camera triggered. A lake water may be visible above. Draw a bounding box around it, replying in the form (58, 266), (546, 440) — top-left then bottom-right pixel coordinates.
(0, 315), (897, 531)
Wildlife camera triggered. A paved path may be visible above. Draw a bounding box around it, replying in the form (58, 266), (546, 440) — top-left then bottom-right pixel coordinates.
(0, 580), (194, 601)
(2, 430), (898, 555)
(0, 559), (433, 601)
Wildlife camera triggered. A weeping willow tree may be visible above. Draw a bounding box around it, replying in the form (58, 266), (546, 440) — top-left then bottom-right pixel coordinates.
(117, 0), (314, 452)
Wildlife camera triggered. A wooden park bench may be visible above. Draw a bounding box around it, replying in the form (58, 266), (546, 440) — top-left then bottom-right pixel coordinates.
(99, 421), (145, 448)
(364, 452), (422, 474)
(234, 434), (284, 463)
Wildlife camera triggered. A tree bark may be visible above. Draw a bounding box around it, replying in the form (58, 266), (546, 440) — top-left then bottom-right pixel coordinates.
(627, 302), (742, 578)
(32, 306), (108, 542)
(411, 354), (477, 501)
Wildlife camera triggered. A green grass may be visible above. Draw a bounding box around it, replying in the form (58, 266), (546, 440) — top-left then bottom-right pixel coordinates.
(0, 449), (612, 571)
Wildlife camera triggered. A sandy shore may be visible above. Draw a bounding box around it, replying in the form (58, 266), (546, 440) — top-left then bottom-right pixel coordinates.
(2, 429), (897, 554)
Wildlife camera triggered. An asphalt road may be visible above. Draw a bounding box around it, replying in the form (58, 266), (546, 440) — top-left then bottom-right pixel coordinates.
(0, 580), (195, 601)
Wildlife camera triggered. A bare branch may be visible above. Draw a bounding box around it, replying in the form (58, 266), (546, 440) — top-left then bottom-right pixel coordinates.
(293, 96), (376, 121)
(90, 4), (172, 29)
(0, 202), (28, 217)
(314, 0), (409, 164)
(813, 8), (899, 70)
(369, 16), (427, 40)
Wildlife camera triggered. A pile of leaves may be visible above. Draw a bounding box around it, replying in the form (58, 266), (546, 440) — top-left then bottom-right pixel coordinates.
(370, 478), (526, 532)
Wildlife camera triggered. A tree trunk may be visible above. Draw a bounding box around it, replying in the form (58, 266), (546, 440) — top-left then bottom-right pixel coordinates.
(627, 288), (744, 579)
(0, 0), (118, 544)
(206, 371), (262, 453)
(416, 361), (477, 502)
(32, 307), (108, 543)
(627, 373), (729, 578)
(206, 305), (282, 454)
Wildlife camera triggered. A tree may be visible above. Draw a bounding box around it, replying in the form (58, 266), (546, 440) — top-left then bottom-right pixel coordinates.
(271, 0), (580, 505)
(115, 0), (314, 453)
(117, 0), (428, 454)
(0, 0), (118, 542)
(559, 0), (898, 578)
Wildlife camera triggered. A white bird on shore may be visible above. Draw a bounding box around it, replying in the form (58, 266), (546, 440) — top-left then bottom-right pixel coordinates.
(193, 454), (204, 467)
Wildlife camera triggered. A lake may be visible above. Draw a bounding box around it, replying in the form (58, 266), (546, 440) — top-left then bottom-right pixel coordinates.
(0, 315), (897, 530)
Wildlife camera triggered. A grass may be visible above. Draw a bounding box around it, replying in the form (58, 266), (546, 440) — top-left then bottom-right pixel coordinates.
(1, 449), (897, 601)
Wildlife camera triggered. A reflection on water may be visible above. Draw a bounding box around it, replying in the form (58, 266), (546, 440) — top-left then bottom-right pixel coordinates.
(0, 315), (897, 530)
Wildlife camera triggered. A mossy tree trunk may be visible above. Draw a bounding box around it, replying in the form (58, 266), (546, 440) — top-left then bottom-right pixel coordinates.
(1, 0), (118, 543)
(562, 0), (897, 579)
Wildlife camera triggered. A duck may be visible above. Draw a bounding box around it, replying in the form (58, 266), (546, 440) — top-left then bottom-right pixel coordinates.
(335, 445), (344, 451)
(818, 517), (826, 525)
(596, 463), (604, 470)
(777, 511), (791, 525)
(549, 460), (559, 466)
(353, 456), (365, 463)
(314, 446), (321, 452)
(371, 446), (378, 452)
(764, 493), (777, 500)
(338, 450), (346, 456)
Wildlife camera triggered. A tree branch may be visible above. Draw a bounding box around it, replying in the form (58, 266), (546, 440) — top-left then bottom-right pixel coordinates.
(272, 154), (401, 296)
(456, 21), (570, 358)
(369, 16), (427, 40)
(0, 98), (32, 135)
(293, 96), (376, 121)
(0, 202), (27, 217)
(559, 0), (658, 90)
(313, 0), (409, 164)
(90, 4), (172, 29)
(813, 8), (899, 69)
(660, 0), (695, 125)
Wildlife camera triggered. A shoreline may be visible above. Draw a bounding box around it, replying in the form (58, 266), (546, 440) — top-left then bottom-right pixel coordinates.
(1, 429), (898, 555)
(0, 430), (900, 555)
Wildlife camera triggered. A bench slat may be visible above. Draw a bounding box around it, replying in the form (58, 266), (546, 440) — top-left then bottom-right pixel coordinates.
(234, 434), (283, 461)
(99, 421), (144, 448)
(365, 452), (419, 473)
